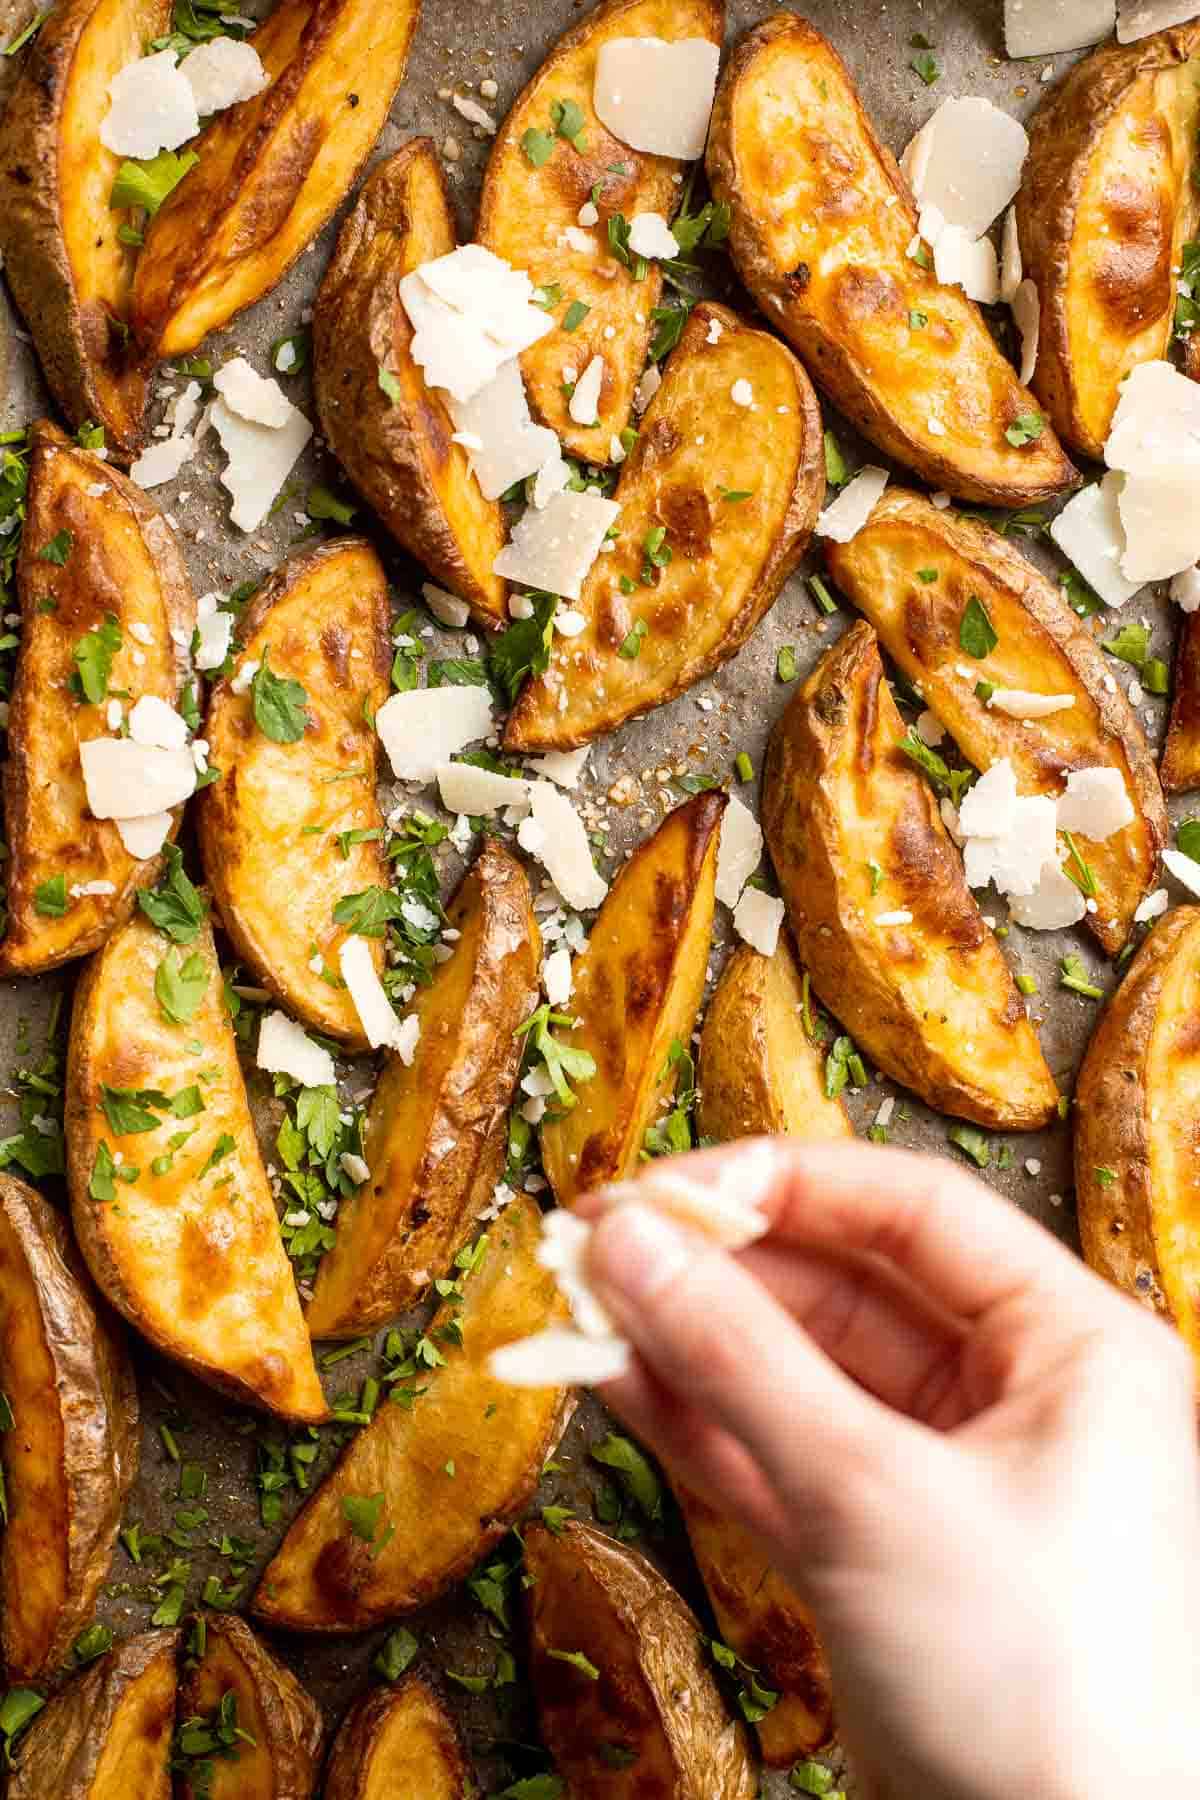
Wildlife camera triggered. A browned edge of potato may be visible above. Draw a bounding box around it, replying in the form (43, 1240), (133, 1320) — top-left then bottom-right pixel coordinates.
(706, 13), (1077, 506)
(1161, 608), (1200, 793)
(540, 790), (725, 1205)
(197, 536), (390, 1046)
(7, 1628), (178, 1799)
(176, 1612), (323, 1800)
(0, 419), (196, 978)
(314, 139), (509, 630)
(823, 486), (1167, 954)
(503, 300), (824, 751)
(253, 1195), (571, 1632)
(322, 1675), (471, 1800)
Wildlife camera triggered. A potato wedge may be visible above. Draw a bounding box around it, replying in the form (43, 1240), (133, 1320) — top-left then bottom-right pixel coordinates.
(0, 0), (168, 456)
(763, 622), (1058, 1130)
(306, 839), (540, 1338)
(0, 419), (196, 978)
(65, 909), (328, 1423)
(706, 15), (1077, 507)
(672, 1481), (833, 1763)
(323, 1677), (471, 1800)
(197, 538), (390, 1047)
(823, 488), (1167, 954)
(540, 791), (724, 1205)
(1016, 24), (1200, 460)
(7, 1629), (178, 1800)
(131, 0), (420, 359)
(476, 0), (723, 465)
(525, 1519), (756, 1799)
(0, 1172), (138, 1682)
(314, 140), (508, 630)
(1160, 611), (1200, 793)
(253, 1196), (571, 1631)
(176, 1613), (323, 1800)
(503, 302), (823, 751)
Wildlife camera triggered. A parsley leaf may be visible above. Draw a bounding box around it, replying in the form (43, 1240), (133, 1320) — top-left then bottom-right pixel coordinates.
(332, 886), (405, 938)
(516, 1004), (596, 1109)
(33, 873), (68, 917)
(1005, 411), (1046, 447)
(898, 727), (975, 806)
(36, 528), (72, 565)
(110, 147), (198, 214)
(521, 126), (556, 167)
(959, 595), (998, 658)
(489, 591), (557, 702)
(138, 844), (206, 943)
(251, 647), (308, 744)
(155, 948), (209, 1026)
(73, 613), (122, 702)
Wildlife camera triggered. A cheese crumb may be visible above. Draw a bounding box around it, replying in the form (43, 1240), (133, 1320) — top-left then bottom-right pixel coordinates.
(257, 1010), (336, 1088)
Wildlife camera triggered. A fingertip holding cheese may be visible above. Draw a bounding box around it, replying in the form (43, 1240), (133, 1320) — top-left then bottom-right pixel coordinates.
(323, 1677), (472, 1800)
(6, 1628), (179, 1800)
(175, 1614), (323, 1800)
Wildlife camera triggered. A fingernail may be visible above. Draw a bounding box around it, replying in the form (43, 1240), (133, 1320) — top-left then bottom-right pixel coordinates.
(586, 1202), (697, 1310)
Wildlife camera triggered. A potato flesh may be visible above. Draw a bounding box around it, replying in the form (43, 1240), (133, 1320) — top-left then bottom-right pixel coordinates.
(86, 1643), (176, 1797)
(324, 1680), (469, 1800)
(1161, 611), (1200, 793)
(179, 1617), (322, 1800)
(7, 1631), (177, 1800)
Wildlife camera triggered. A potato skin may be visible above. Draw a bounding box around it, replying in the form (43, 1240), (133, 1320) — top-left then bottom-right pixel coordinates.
(1017, 23), (1200, 460)
(504, 302), (823, 751)
(0, 1173), (139, 1683)
(1160, 610), (1200, 794)
(322, 1677), (471, 1800)
(7, 1628), (178, 1799)
(176, 1613), (323, 1800)
(707, 14), (1076, 507)
(314, 140), (508, 630)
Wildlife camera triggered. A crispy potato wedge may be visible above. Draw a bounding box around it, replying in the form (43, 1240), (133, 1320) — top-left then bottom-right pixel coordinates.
(707, 15), (1076, 506)
(0, 0), (168, 456)
(131, 0), (420, 359)
(0, 420), (196, 978)
(65, 910), (328, 1423)
(1016, 25), (1200, 460)
(698, 938), (852, 1145)
(823, 488), (1167, 954)
(1160, 611), (1200, 793)
(253, 1196), (571, 1631)
(672, 1481), (833, 1763)
(7, 1629), (178, 1799)
(477, 0), (723, 464)
(176, 1614), (323, 1800)
(197, 538), (390, 1047)
(504, 302), (823, 751)
(525, 1519), (756, 1799)
(323, 1677), (471, 1800)
(306, 839), (540, 1338)
(0, 1172), (138, 1682)
(540, 791), (724, 1205)
(314, 140), (508, 630)
(763, 622), (1058, 1129)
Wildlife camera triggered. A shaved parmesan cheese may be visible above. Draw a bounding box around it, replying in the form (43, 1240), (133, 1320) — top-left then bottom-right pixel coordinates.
(533, 452), (571, 510)
(452, 92), (497, 132)
(518, 782), (608, 911)
(1106, 359), (1200, 475)
(543, 945), (573, 1006)
(182, 36), (269, 113)
(1056, 767), (1134, 840)
(130, 436), (194, 488)
(81, 739), (196, 819)
(1117, 472), (1200, 582)
(100, 48), (198, 159)
(593, 37), (720, 160)
(400, 246), (554, 405)
(1171, 567), (1200, 613)
(934, 225), (999, 304)
(116, 813), (173, 860)
(635, 1154), (772, 1248)
(213, 357), (291, 427)
(490, 1327), (630, 1388)
(814, 466), (889, 543)
(1000, 206), (1022, 303)
(902, 98), (1029, 239)
(633, 363), (661, 414)
(988, 689), (1075, 718)
(527, 746), (590, 790)
(1005, 0), (1115, 56)
(918, 201), (947, 247)
(340, 936), (415, 1056)
(958, 760), (1019, 838)
(1162, 848), (1200, 898)
(375, 684), (493, 785)
(1117, 0), (1200, 41)
(448, 358), (560, 500)
(256, 1009), (336, 1088)
(627, 213), (679, 260)
(341, 1153), (370, 1185)
(171, 380), (202, 438)
(715, 795), (762, 907)
(128, 694), (189, 749)
(1012, 277), (1040, 386)
(1134, 888), (1169, 923)
(211, 395), (312, 532)
(1008, 857), (1088, 930)
(436, 761), (529, 814)
(733, 887), (784, 957)
(493, 489), (620, 600)
(569, 355), (605, 427)
(1049, 476), (1142, 609)
(964, 795), (1058, 897)
(537, 1209), (615, 1338)
(422, 583), (471, 628)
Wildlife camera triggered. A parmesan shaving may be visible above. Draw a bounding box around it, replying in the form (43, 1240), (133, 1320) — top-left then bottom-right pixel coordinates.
(493, 489), (620, 600)
(256, 1010), (336, 1089)
(182, 36), (269, 113)
(814, 466), (889, 543)
(80, 740), (196, 820)
(436, 762), (529, 815)
(212, 357), (292, 428)
(593, 37), (720, 160)
(340, 936), (417, 1057)
(1056, 768), (1134, 841)
(100, 48), (198, 159)
(210, 395), (312, 533)
(732, 887), (784, 956)
(1049, 476), (1141, 610)
(518, 782), (608, 911)
(1117, 1), (1200, 41)
(901, 97), (1029, 239)
(714, 795), (762, 908)
(116, 813), (173, 860)
(375, 685), (494, 785)
(448, 358), (560, 500)
(1004, 0), (1115, 55)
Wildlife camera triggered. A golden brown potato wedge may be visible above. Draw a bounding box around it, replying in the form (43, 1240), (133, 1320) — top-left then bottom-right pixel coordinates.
(1160, 611), (1200, 794)
(306, 839), (540, 1338)
(477, 0), (724, 464)
(314, 140), (508, 630)
(176, 1613), (323, 1800)
(0, 1172), (138, 1682)
(698, 938), (852, 1145)
(0, 0), (168, 456)
(131, 0), (420, 359)
(197, 538), (390, 1047)
(253, 1196), (571, 1632)
(823, 488), (1167, 955)
(0, 419), (196, 978)
(323, 1677), (471, 1800)
(763, 622), (1058, 1130)
(503, 302), (823, 751)
(1016, 24), (1200, 460)
(540, 791), (724, 1205)
(65, 910), (328, 1423)
(7, 1628), (178, 1800)
(707, 15), (1077, 507)
(525, 1519), (757, 1799)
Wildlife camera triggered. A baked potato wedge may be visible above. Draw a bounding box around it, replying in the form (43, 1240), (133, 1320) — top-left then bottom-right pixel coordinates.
(314, 140), (508, 630)
(0, 1172), (138, 1682)
(7, 1629), (178, 1800)
(477, 0), (724, 465)
(0, 0), (168, 457)
(305, 839), (540, 1339)
(323, 1677), (471, 1800)
(763, 622), (1058, 1130)
(823, 488), (1167, 955)
(524, 1519), (757, 1799)
(65, 910), (328, 1423)
(253, 1196), (571, 1632)
(197, 538), (390, 1047)
(698, 938), (852, 1145)
(131, 0), (420, 359)
(1160, 611), (1200, 793)
(503, 302), (823, 751)
(1016, 24), (1200, 460)
(0, 419), (196, 978)
(176, 1613), (323, 1800)
(706, 14), (1077, 507)
(540, 791), (724, 1205)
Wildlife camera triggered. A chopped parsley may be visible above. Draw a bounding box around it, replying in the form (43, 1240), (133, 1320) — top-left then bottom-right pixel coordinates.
(72, 614), (122, 703)
(1004, 411), (1046, 447)
(110, 147), (198, 215)
(959, 595), (997, 659)
(251, 648), (308, 744)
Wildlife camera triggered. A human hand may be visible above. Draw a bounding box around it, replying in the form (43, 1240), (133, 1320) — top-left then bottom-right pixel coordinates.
(579, 1141), (1200, 1800)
